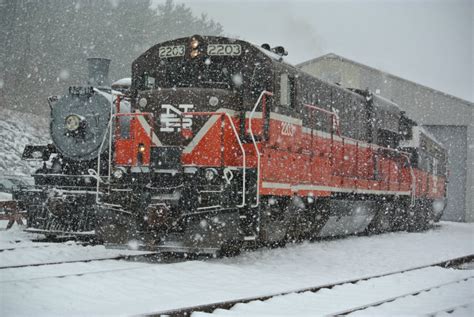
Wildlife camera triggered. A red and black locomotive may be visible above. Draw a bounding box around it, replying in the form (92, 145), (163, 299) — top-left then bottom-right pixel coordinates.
(94, 35), (447, 254)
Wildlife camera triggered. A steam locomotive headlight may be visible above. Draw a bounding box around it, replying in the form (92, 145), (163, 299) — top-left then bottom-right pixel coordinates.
(209, 96), (219, 107)
(112, 168), (125, 179)
(138, 97), (147, 108)
(204, 168), (217, 181)
(65, 114), (81, 132)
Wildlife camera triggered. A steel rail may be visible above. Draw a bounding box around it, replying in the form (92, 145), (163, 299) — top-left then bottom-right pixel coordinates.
(144, 254), (474, 317)
(0, 252), (160, 270)
(331, 276), (474, 316)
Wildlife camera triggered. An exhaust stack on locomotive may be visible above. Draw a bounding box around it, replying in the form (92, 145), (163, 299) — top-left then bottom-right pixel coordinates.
(87, 57), (111, 87)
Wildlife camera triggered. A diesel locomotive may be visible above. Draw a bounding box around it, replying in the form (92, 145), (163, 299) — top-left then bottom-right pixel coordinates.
(92, 35), (447, 254)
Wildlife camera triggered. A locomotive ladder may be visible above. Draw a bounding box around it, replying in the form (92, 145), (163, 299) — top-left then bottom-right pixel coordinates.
(243, 90), (273, 241)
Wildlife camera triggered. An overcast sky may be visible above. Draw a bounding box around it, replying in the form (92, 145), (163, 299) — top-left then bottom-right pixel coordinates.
(173, 0), (473, 102)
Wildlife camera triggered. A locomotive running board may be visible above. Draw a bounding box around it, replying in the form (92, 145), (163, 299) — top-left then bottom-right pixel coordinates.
(24, 228), (95, 237)
(155, 245), (220, 256)
(104, 243), (219, 256)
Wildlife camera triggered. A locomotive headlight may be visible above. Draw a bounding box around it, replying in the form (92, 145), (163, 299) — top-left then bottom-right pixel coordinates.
(112, 168), (125, 179)
(190, 49), (200, 58)
(204, 168), (217, 181)
(138, 97), (147, 108)
(209, 96), (219, 107)
(65, 114), (81, 131)
(138, 143), (146, 153)
(190, 38), (199, 49)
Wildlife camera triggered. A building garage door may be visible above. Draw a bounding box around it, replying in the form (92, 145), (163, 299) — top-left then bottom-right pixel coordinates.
(424, 125), (467, 221)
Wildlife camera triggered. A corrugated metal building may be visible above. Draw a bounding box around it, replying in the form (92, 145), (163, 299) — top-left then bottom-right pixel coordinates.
(298, 53), (473, 222)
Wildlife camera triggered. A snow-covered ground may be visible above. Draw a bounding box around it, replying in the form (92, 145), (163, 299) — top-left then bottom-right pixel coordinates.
(0, 192), (12, 201)
(0, 224), (152, 268)
(1, 221), (473, 316)
(198, 267), (473, 316)
(0, 106), (49, 175)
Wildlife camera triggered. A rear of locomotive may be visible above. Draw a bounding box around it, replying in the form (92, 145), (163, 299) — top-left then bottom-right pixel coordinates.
(15, 58), (124, 239)
(96, 36), (272, 253)
(399, 125), (448, 227)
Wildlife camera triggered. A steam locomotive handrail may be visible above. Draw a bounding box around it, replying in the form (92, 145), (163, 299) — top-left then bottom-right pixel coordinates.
(95, 117), (112, 203)
(182, 111), (247, 208)
(249, 90), (273, 208)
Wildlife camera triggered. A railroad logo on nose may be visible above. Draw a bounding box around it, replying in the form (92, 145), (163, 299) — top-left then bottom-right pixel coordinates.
(160, 104), (194, 132)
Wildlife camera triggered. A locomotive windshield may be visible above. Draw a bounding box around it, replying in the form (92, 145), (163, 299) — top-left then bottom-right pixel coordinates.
(139, 58), (243, 90)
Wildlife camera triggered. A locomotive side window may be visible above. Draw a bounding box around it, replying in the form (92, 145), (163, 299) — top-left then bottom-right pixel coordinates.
(144, 74), (155, 89)
(280, 73), (295, 108)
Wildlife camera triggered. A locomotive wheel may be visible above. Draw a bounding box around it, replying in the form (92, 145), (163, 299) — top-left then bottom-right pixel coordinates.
(407, 199), (431, 232)
(220, 239), (243, 257)
(389, 198), (411, 231)
(366, 199), (394, 234)
(259, 197), (290, 247)
(307, 199), (331, 240)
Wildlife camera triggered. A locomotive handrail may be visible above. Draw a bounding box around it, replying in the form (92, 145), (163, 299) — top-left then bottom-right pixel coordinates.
(303, 103), (341, 137)
(401, 153), (417, 207)
(302, 103), (416, 205)
(182, 111), (247, 208)
(249, 90), (273, 208)
(95, 114), (113, 203)
(94, 107), (155, 204)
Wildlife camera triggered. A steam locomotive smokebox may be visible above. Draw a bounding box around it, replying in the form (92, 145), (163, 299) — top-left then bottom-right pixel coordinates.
(50, 87), (112, 161)
(87, 58), (111, 87)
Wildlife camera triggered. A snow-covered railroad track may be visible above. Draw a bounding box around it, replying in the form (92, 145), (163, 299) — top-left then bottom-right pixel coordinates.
(331, 276), (474, 316)
(426, 302), (474, 316)
(151, 255), (474, 317)
(0, 252), (160, 270)
(0, 242), (88, 252)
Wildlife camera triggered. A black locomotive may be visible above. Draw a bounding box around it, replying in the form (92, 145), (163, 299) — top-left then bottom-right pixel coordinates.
(15, 58), (128, 239)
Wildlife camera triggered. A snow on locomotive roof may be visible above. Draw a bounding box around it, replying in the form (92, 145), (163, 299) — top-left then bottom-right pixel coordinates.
(252, 43), (289, 63)
(112, 77), (131, 87)
(400, 125), (444, 149)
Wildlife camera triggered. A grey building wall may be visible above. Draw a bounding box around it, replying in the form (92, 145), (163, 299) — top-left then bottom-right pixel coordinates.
(298, 54), (474, 222)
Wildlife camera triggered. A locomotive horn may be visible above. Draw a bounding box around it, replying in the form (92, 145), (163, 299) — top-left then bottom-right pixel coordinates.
(87, 57), (111, 87)
(271, 46), (288, 56)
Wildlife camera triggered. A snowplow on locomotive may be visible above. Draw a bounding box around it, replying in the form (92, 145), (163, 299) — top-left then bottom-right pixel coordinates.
(91, 35), (448, 254)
